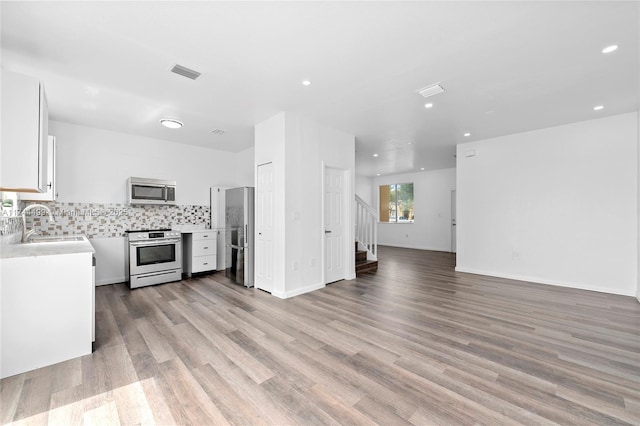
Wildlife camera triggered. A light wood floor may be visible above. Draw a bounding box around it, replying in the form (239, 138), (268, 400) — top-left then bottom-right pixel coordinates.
(2, 246), (639, 425)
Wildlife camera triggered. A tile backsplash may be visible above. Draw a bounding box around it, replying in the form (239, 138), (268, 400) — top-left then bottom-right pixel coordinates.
(20, 201), (210, 239)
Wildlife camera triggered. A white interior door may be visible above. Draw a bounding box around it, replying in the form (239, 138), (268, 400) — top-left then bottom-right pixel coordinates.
(325, 167), (345, 284)
(451, 189), (457, 253)
(255, 163), (275, 292)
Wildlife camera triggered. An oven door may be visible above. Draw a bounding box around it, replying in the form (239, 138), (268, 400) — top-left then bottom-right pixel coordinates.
(129, 238), (182, 276)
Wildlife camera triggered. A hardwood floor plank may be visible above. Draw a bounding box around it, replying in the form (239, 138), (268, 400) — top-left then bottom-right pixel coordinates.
(135, 317), (178, 364)
(82, 400), (121, 425)
(259, 376), (340, 426)
(0, 373), (25, 423)
(138, 377), (178, 425)
(1, 247), (638, 425)
(11, 375), (53, 423)
(306, 383), (377, 426)
(48, 385), (85, 425)
(101, 344), (139, 389)
(157, 357), (229, 425)
(112, 381), (156, 426)
(191, 363), (267, 426)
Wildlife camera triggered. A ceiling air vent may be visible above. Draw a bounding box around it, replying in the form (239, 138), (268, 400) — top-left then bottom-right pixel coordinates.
(417, 83), (445, 98)
(170, 64), (201, 80)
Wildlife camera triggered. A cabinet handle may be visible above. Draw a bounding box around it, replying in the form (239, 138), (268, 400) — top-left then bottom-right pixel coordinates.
(203, 263), (208, 265)
(47, 182), (52, 189)
(203, 235), (209, 238)
(203, 246), (208, 249)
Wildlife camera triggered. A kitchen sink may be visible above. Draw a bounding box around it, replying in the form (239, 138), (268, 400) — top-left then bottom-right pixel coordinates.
(26, 235), (87, 244)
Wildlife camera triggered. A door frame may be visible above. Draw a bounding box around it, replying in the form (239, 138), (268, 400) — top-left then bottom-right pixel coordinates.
(451, 189), (457, 253)
(321, 163), (355, 285)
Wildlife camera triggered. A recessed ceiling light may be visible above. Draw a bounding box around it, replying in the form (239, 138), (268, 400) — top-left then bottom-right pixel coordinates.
(373, 153), (379, 157)
(408, 141), (413, 145)
(424, 103), (433, 108)
(420, 167), (425, 171)
(464, 132), (471, 137)
(376, 173), (380, 176)
(302, 80), (312, 86)
(160, 119), (183, 129)
(593, 105), (604, 111)
(602, 45), (618, 54)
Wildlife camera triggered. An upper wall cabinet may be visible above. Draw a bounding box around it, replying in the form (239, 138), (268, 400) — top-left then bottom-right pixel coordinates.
(1, 69), (49, 193)
(20, 136), (57, 201)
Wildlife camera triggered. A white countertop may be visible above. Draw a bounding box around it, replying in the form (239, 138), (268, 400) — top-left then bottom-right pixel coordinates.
(0, 235), (95, 259)
(172, 224), (207, 233)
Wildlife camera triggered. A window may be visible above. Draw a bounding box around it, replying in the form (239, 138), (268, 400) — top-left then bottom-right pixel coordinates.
(379, 183), (414, 223)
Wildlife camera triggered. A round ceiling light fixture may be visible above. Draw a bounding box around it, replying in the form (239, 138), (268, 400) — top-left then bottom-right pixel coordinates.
(302, 80), (312, 86)
(464, 132), (471, 137)
(602, 45), (618, 54)
(424, 103), (433, 108)
(373, 153), (379, 157)
(160, 119), (183, 129)
(593, 105), (604, 111)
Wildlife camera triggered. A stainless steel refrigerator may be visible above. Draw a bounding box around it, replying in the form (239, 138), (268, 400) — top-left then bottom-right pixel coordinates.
(225, 187), (254, 287)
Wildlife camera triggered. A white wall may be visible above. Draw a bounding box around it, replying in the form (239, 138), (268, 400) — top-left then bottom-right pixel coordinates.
(235, 146), (256, 187)
(50, 121), (239, 205)
(255, 112), (355, 299)
(457, 112), (638, 296)
(49, 120), (254, 285)
(373, 168), (456, 252)
(637, 110), (640, 302)
(355, 174), (374, 206)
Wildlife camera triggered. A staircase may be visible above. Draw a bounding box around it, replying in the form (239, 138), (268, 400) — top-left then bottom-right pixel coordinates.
(355, 195), (378, 275)
(356, 241), (378, 275)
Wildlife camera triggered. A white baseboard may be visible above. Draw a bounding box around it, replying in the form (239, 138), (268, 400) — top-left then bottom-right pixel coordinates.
(96, 276), (125, 286)
(272, 282), (326, 299)
(379, 243), (452, 252)
(454, 266), (636, 297)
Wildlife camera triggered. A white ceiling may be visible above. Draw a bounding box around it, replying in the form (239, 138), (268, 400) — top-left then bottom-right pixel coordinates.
(2, 1), (638, 177)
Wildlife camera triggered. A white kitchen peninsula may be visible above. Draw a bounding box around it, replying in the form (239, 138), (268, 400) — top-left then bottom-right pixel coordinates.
(0, 237), (95, 378)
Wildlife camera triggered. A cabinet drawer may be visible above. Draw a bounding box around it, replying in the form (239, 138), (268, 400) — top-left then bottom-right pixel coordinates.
(191, 255), (216, 273)
(193, 239), (216, 256)
(193, 231), (215, 241)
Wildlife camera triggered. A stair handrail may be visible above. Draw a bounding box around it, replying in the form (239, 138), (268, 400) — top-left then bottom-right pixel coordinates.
(355, 194), (378, 260)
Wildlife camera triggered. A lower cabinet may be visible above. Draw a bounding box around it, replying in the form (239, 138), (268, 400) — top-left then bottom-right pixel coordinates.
(183, 230), (217, 277)
(0, 252), (93, 378)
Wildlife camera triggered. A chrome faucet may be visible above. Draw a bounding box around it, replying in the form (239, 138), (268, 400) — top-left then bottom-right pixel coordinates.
(22, 204), (55, 242)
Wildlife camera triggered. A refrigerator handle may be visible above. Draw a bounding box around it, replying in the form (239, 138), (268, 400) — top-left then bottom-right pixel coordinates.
(245, 224), (248, 247)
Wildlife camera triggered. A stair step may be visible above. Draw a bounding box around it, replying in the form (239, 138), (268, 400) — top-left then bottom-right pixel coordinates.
(356, 250), (367, 262)
(356, 259), (378, 275)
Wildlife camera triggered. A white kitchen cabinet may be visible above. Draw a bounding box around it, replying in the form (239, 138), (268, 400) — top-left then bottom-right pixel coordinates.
(0, 70), (49, 193)
(183, 230), (217, 277)
(0, 251), (93, 378)
(19, 135), (57, 201)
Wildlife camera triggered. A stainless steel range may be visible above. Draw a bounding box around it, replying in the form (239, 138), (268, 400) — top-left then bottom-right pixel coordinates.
(125, 229), (182, 289)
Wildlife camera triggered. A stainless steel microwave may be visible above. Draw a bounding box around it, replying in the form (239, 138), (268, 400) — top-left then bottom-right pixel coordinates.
(127, 177), (176, 205)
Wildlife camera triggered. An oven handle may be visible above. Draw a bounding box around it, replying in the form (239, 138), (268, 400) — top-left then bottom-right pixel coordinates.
(129, 239), (181, 247)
